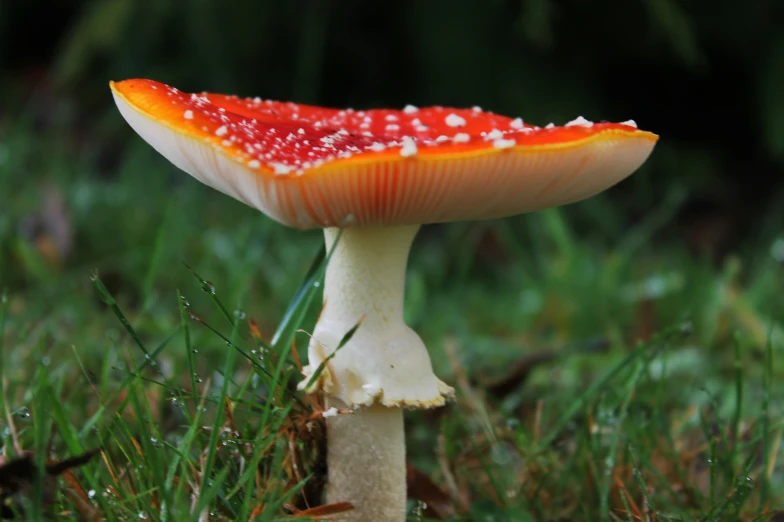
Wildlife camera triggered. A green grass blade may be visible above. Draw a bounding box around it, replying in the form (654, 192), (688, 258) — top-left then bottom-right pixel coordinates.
(91, 273), (168, 383)
(599, 358), (645, 521)
(303, 318), (362, 390)
(178, 289), (198, 396)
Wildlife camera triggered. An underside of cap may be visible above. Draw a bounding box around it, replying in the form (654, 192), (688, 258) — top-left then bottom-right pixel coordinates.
(111, 79), (658, 230)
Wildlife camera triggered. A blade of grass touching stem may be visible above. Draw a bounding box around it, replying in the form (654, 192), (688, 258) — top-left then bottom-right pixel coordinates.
(268, 228), (344, 404)
(271, 224), (348, 353)
(303, 318), (362, 390)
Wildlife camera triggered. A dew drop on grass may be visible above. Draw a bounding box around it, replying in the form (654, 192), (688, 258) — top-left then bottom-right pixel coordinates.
(233, 309), (246, 319)
(88, 489), (95, 498)
(15, 407), (30, 418)
(180, 296), (190, 308)
(201, 281), (216, 294)
(412, 500), (427, 519)
(191, 349), (198, 354)
(194, 374), (203, 383)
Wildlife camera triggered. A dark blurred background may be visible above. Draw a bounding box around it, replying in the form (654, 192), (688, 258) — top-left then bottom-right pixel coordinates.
(1, 0), (783, 282)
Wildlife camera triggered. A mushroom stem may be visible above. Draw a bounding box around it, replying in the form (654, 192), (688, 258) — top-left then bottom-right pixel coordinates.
(301, 225), (453, 520)
(325, 397), (405, 521)
(303, 225), (452, 408)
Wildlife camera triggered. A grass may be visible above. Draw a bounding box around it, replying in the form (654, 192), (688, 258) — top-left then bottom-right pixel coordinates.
(0, 116), (783, 521)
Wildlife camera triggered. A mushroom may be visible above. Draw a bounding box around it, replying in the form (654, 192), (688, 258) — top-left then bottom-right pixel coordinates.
(110, 79), (658, 522)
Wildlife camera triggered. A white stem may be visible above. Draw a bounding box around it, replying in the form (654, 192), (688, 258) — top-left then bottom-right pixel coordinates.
(297, 225), (454, 521)
(325, 397), (405, 522)
(301, 225), (453, 407)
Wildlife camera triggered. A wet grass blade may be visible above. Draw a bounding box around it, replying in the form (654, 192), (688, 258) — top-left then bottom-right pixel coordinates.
(78, 330), (177, 438)
(179, 289), (198, 396)
(192, 319), (240, 518)
(599, 358), (645, 521)
(184, 308), (307, 408)
(183, 262), (235, 326)
(91, 273), (168, 384)
(44, 373), (115, 519)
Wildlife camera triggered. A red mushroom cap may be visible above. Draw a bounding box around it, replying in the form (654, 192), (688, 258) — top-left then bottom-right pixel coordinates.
(111, 79), (658, 229)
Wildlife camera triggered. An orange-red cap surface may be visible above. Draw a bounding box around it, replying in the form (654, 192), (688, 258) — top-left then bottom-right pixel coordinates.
(111, 79), (658, 229)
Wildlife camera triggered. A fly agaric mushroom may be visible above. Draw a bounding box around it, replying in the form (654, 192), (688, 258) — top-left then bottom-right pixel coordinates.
(110, 78), (658, 522)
